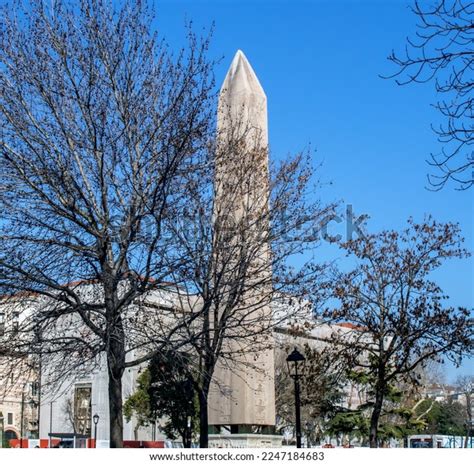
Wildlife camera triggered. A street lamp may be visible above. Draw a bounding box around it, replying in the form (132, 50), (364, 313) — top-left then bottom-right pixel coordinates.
(49, 401), (54, 448)
(93, 414), (99, 448)
(286, 347), (306, 448)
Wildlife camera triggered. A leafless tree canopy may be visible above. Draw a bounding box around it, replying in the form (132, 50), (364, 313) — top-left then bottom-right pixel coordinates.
(387, 0), (473, 190)
(0, 0), (215, 296)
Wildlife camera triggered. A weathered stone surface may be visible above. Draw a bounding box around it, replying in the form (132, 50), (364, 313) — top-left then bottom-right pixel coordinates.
(209, 50), (276, 427)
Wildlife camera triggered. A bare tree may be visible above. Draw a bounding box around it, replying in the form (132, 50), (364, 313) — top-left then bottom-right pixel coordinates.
(455, 374), (473, 446)
(386, 0), (473, 190)
(0, 0), (216, 447)
(164, 128), (335, 446)
(321, 218), (473, 447)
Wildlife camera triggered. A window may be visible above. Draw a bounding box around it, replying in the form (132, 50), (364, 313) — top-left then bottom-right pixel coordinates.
(74, 385), (92, 436)
(7, 412), (13, 425)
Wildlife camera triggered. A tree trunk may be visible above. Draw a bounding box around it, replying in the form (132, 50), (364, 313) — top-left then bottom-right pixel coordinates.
(107, 328), (125, 448)
(198, 388), (209, 448)
(369, 389), (384, 448)
(104, 274), (126, 448)
(181, 429), (191, 448)
(108, 362), (124, 448)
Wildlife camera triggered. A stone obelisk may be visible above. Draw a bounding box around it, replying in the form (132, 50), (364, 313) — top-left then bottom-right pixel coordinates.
(208, 50), (276, 433)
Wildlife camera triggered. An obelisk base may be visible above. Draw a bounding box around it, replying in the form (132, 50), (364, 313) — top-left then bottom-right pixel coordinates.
(208, 433), (282, 448)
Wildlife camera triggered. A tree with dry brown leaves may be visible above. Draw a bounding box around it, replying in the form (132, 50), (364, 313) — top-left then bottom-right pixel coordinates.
(321, 218), (472, 447)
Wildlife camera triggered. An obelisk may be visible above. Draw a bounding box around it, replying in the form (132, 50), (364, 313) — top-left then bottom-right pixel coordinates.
(209, 50), (276, 431)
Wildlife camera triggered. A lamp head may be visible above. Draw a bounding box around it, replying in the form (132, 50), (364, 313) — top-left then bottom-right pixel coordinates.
(286, 347), (306, 377)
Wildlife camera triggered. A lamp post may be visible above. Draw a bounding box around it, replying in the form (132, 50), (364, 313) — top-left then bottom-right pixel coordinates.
(286, 347), (306, 448)
(20, 389), (25, 448)
(49, 401), (54, 448)
(93, 414), (99, 448)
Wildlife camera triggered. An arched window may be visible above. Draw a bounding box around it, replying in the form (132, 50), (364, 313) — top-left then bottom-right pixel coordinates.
(4, 429), (19, 441)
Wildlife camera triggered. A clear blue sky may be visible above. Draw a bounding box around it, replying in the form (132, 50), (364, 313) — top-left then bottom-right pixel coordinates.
(155, 0), (473, 382)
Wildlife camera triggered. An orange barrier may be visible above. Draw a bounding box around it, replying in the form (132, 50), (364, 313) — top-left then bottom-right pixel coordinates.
(9, 438), (165, 448)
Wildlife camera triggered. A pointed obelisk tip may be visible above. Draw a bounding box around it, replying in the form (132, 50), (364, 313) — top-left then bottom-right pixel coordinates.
(228, 49), (247, 74)
(222, 49), (265, 98)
